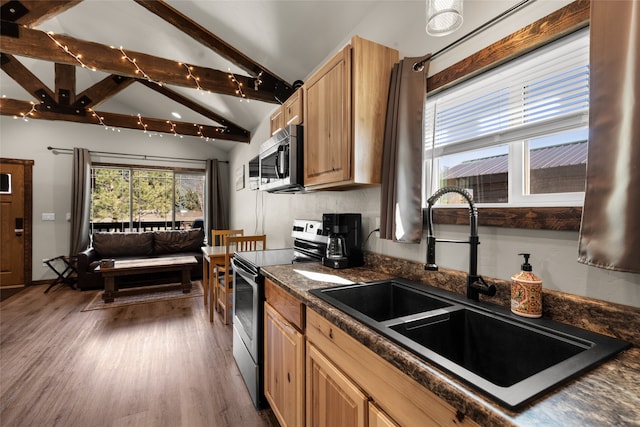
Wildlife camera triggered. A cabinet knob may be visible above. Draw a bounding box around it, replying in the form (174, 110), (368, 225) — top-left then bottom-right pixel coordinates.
(329, 328), (334, 339)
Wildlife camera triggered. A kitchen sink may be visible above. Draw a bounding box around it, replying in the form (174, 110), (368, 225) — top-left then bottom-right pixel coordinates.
(313, 280), (453, 322)
(310, 279), (630, 409)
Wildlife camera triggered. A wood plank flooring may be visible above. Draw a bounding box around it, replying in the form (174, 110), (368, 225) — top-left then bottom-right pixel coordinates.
(0, 284), (278, 427)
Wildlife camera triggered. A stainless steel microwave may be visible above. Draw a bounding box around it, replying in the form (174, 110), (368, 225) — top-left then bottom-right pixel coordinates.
(259, 125), (304, 193)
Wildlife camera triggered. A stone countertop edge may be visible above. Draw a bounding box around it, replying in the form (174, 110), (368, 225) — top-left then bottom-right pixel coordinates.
(260, 262), (640, 427)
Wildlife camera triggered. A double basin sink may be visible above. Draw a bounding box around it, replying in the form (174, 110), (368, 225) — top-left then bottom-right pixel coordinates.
(310, 279), (630, 409)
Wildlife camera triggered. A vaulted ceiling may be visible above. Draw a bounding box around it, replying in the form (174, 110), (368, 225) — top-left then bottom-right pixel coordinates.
(0, 0), (382, 150)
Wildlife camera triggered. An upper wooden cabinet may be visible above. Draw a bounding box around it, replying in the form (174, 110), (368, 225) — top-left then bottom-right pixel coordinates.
(303, 36), (398, 190)
(270, 88), (303, 136)
(269, 107), (284, 136)
(283, 88), (303, 127)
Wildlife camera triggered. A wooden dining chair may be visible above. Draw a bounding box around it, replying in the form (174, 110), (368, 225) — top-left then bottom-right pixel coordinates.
(215, 234), (266, 325)
(206, 229), (243, 320)
(211, 229), (244, 247)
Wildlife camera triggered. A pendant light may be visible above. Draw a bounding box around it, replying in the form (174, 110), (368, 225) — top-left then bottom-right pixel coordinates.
(426, 0), (463, 36)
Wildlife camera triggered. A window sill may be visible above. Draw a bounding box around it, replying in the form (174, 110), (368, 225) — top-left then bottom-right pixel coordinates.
(430, 207), (582, 231)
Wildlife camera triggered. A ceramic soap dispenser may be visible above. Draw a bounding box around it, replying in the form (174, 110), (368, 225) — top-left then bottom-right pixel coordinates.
(511, 253), (543, 318)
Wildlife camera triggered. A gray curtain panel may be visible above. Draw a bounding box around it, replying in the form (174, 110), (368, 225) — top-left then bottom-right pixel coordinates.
(380, 55), (430, 243)
(578, 0), (640, 273)
(69, 147), (91, 256)
(205, 159), (228, 243)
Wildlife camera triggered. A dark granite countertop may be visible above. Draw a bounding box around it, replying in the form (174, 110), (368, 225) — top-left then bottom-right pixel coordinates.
(261, 261), (640, 427)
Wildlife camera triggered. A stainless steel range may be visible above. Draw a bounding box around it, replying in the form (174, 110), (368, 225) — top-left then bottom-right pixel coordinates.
(231, 220), (326, 408)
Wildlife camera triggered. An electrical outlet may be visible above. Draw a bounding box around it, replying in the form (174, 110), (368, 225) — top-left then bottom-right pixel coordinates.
(375, 217), (380, 230)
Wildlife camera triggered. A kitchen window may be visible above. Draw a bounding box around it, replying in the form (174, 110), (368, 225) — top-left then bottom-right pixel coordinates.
(423, 28), (589, 208)
(90, 166), (205, 231)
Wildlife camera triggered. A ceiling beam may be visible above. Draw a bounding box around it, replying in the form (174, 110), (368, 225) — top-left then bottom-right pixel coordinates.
(0, 0), (82, 26)
(133, 0), (293, 103)
(0, 97), (249, 142)
(0, 22), (279, 103)
(1, 54), (249, 142)
(74, 75), (135, 109)
(0, 52), (55, 101)
(136, 79), (249, 139)
(54, 63), (75, 105)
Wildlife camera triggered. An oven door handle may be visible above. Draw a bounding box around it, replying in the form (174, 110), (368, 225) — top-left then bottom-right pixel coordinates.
(233, 259), (259, 283)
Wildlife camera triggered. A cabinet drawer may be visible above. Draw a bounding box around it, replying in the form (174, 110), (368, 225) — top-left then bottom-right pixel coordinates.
(265, 278), (305, 331)
(306, 309), (479, 427)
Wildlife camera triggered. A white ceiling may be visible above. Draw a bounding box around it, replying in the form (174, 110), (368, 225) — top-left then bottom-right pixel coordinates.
(1, 0), (536, 151)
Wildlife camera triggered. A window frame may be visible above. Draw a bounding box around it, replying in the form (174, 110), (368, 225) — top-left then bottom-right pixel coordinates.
(90, 162), (205, 232)
(424, 0), (590, 231)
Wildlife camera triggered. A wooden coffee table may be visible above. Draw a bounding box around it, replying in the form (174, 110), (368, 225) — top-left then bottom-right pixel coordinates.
(96, 256), (198, 303)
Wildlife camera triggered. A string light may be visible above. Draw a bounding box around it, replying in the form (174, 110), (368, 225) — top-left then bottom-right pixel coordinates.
(166, 120), (183, 138)
(13, 101), (38, 121)
(116, 46), (161, 85)
(46, 32), (97, 71)
(88, 108), (120, 132)
(228, 69), (247, 102)
(179, 62), (204, 92)
(137, 113), (150, 134)
(254, 71), (263, 91)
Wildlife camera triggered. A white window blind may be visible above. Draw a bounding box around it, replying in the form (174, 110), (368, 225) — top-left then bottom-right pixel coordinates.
(424, 28), (590, 206)
(425, 29), (589, 156)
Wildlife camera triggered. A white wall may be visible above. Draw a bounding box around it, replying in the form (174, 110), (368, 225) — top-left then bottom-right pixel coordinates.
(0, 117), (228, 281)
(228, 1), (640, 308)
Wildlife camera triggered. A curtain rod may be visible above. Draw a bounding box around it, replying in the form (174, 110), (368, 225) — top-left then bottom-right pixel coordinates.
(414, 0), (536, 70)
(47, 146), (228, 164)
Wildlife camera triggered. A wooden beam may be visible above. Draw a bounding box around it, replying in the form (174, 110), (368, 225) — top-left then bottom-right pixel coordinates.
(1, 0), (81, 26)
(74, 75), (135, 109)
(136, 79), (249, 139)
(431, 207), (582, 231)
(54, 63), (75, 105)
(0, 23), (279, 103)
(0, 53), (55, 101)
(133, 0), (293, 102)
(0, 97), (250, 142)
(427, 0), (590, 93)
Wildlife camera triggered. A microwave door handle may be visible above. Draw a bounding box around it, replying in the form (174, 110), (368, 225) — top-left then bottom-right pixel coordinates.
(274, 154), (281, 179)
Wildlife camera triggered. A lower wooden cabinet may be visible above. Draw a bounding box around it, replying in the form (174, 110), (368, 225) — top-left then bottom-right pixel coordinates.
(306, 309), (479, 427)
(264, 302), (304, 427)
(263, 279), (478, 427)
(306, 342), (368, 427)
(369, 402), (400, 427)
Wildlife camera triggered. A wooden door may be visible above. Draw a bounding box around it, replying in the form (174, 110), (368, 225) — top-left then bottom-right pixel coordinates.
(0, 159), (33, 288)
(264, 303), (305, 427)
(306, 342), (367, 427)
(303, 45), (352, 188)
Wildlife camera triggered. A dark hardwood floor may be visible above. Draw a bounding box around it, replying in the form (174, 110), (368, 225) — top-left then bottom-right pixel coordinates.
(0, 283), (278, 427)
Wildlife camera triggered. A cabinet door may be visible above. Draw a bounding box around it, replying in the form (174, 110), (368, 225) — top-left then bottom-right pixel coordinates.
(368, 403), (399, 427)
(303, 45), (352, 188)
(306, 342), (367, 427)
(264, 303), (304, 427)
(284, 88), (303, 126)
(270, 107), (284, 135)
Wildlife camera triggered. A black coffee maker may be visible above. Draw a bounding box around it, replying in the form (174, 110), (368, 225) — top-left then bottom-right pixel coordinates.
(322, 213), (363, 269)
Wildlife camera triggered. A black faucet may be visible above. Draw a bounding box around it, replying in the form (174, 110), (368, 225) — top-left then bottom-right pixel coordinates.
(424, 186), (496, 301)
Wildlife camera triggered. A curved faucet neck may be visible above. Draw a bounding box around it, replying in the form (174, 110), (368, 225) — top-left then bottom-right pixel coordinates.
(425, 187), (493, 301)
